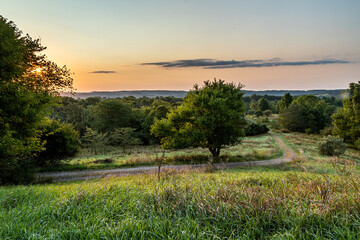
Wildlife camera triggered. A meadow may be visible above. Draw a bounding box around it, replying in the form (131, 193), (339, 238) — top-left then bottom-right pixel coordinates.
(1, 167), (360, 239)
(278, 132), (360, 175)
(43, 134), (282, 172)
(1, 133), (360, 239)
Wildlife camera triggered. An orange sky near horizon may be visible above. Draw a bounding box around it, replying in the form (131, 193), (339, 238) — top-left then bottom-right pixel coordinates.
(69, 63), (360, 92)
(2, 0), (360, 91)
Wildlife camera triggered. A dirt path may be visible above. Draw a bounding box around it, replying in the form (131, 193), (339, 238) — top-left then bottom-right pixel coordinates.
(37, 134), (296, 182)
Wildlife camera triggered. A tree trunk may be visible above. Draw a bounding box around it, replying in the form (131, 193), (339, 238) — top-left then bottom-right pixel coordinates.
(209, 147), (221, 159)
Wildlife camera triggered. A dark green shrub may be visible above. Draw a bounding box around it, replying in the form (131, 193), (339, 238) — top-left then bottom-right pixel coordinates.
(319, 136), (346, 156)
(255, 110), (263, 117)
(320, 126), (333, 136)
(270, 120), (281, 130)
(264, 110), (272, 117)
(305, 128), (312, 135)
(245, 123), (269, 136)
(36, 119), (80, 166)
(247, 110), (255, 115)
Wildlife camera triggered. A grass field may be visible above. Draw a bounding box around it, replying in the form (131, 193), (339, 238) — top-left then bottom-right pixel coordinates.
(1, 133), (360, 239)
(43, 134), (282, 172)
(278, 132), (360, 175)
(1, 166), (360, 239)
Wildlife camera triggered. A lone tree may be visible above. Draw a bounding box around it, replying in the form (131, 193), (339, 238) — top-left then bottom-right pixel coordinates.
(0, 16), (73, 183)
(278, 93), (293, 112)
(257, 97), (271, 111)
(332, 81), (360, 149)
(151, 79), (246, 158)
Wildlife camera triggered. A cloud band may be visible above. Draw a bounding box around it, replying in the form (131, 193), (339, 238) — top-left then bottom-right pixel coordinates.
(89, 71), (116, 74)
(142, 58), (350, 69)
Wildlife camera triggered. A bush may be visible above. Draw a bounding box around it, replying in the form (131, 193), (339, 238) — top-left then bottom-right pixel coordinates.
(247, 110), (255, 115)
(305, 128), (312, 135)
(255, 110), (263, 117)
(319, 136), (346, 156)
(36, 119), (80, 166)
(245, 123), (269, 136)
(320, 126), (334, 136)
(355, 138), (360, 150)
(280, 128), (290, 133)
(270, 120), (281, 130)
(264, 110), (272, 117)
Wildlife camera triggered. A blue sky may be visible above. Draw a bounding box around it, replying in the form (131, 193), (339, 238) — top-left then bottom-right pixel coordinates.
(2, 0), (360, 91)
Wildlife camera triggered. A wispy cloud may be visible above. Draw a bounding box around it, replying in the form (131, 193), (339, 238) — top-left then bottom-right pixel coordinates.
(142, 58), (350, 69)
(89, 71), (116, 74)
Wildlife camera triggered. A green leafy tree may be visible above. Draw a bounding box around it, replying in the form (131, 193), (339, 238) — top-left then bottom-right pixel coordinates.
(36, 119), (80, 166)
(52, 97), (86, 136)
(257, 97), (271, 111)
(0, 16), (73, 184)
(108, 127), (141, 153)
(278, 93), (293, 112)
(332, 81), (360, 148)
(82, 127), (108, 155)
(141, 100), (171, 144)
(279, 95), (332, 133)
(89, 99), (132, 133)
(151, 79), (246, 158)
(249, 99), (258, 111)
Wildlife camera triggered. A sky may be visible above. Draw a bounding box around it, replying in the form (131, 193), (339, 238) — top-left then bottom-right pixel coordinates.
(1, 0), (360, 91)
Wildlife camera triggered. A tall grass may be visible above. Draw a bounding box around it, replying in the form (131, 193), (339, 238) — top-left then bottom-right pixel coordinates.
(278, 132), (360, 175)
(43, 134), (282, 172)
(1, 168), (360, 239)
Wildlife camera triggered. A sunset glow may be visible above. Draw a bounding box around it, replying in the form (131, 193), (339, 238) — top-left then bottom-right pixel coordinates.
(2, 0), (359, 91)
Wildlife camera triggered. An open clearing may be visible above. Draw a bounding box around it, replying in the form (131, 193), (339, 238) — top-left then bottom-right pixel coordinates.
(1, 133), (360, 239)
(38, 134), (294, 182)
(43, 134), (282, 172)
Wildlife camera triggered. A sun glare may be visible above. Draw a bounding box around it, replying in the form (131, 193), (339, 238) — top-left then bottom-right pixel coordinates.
(35, 67), (42, 73)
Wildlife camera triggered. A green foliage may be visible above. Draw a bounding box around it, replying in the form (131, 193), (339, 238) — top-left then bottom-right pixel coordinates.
(82, 128), (108, 155)
(319, 136), (346, 156)
(108, 127), (141, 148)
(36, 119), (80, 166)
(141, 100), (171, 144)
(0, 16), (73, 184)
(278, 93), (293, 112)
(255, 109), (263, 117)
(332, 81), (360, 149)
(151, 79), (246, 157)
(247, 109), (255, 115)
(279, 95), (333, 133)
(52, 97), (86, 136)
(257, 97), (271, 111)
(249, 99), (258, 111)
(89, 99), (133, 133)
(245, 122), (269, 136)
(320, 126), (334, 136)
(263, 109), (272, 117)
